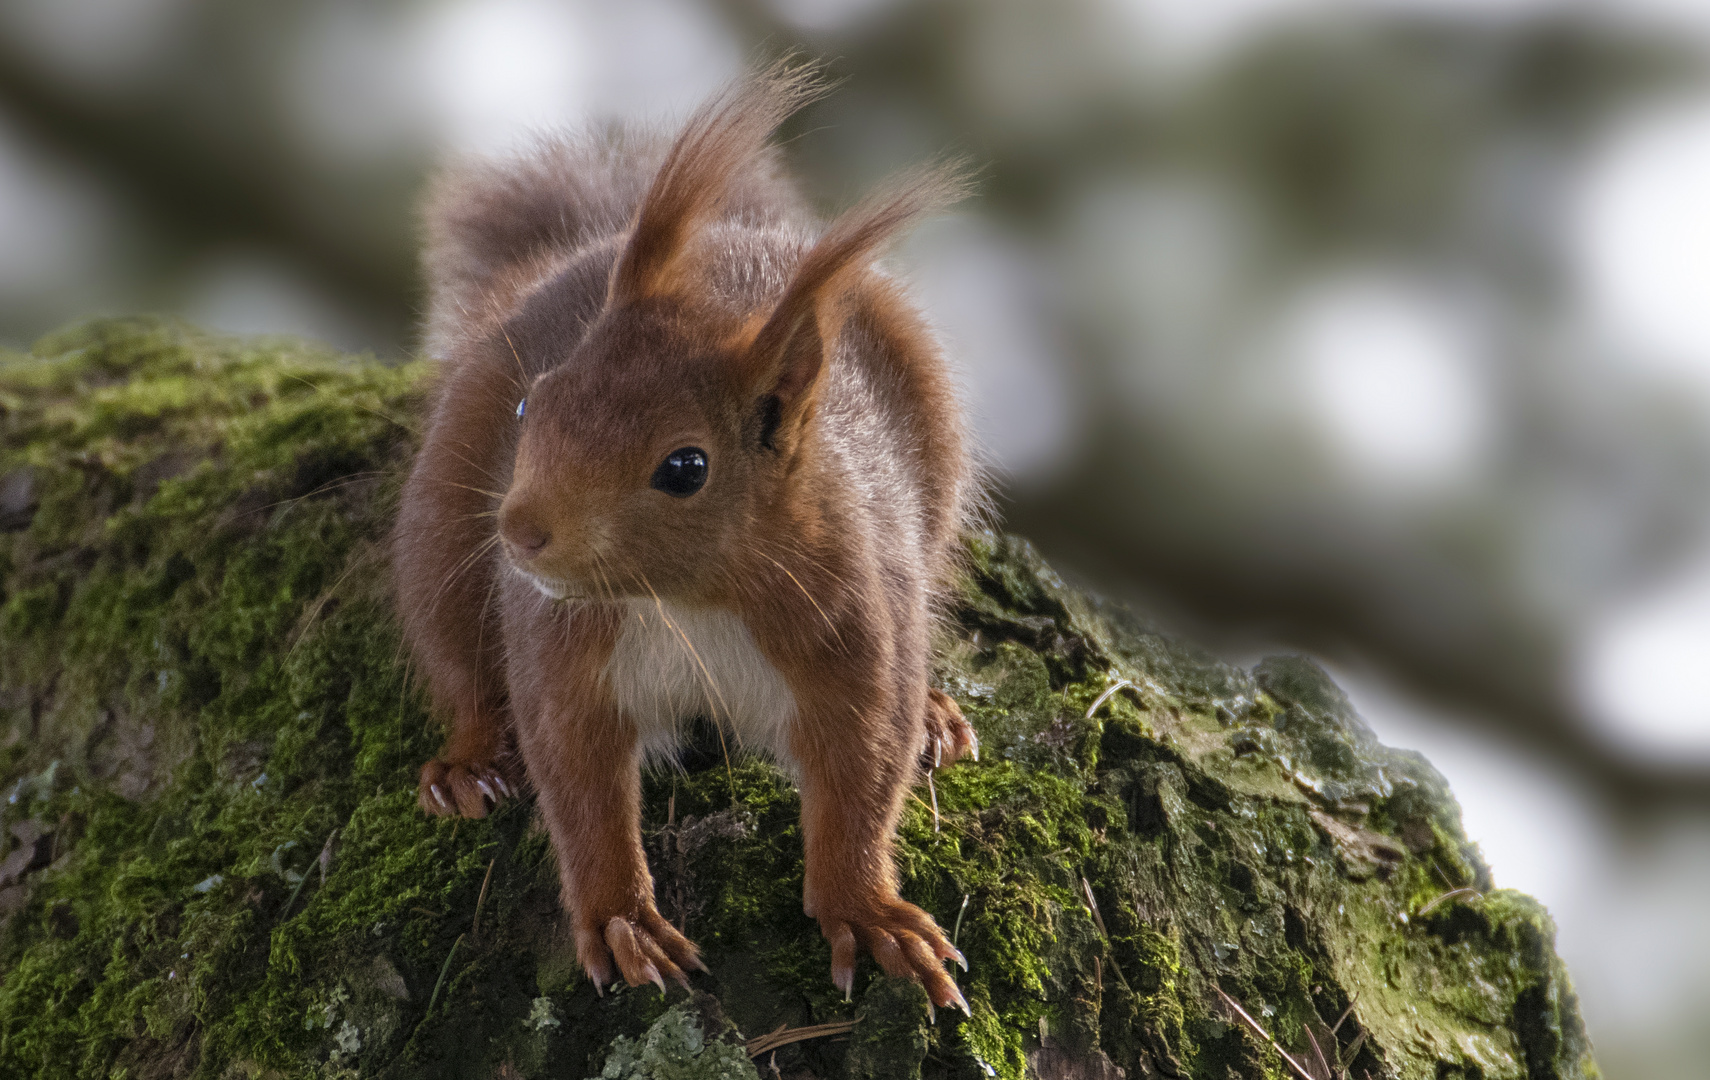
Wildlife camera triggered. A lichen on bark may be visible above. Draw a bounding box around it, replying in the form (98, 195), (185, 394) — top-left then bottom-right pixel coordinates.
(0, 319), (1597, 1079)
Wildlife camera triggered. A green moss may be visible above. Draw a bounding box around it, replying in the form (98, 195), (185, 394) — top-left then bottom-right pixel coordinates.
(0, 319), (1597, 1079)
(844, 977), (930, 1080)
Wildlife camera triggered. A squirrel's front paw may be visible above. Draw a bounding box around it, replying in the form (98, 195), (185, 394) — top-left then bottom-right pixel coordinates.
(819, 897), (968, 1015)
(417, 757), (512, 818)
(923, 687), (979, 767)
(576, 905), (706, 993)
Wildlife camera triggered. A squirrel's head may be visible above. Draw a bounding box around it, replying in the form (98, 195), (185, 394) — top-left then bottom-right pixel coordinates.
(493, 286), (793, 604)
(492, 65), (964, 604)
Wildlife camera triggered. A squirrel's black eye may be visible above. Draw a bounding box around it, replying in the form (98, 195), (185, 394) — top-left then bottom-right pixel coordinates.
(515, 399), (526, 419)
(651, 447), (708, 497)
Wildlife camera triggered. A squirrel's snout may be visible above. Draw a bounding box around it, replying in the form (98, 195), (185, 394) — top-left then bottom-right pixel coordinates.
(498, 503), (551, 557)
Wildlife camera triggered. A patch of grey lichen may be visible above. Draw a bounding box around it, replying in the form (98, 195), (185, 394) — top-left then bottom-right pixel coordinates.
(592, 996), (756, 1080)
(0, 319), (1597, 1079)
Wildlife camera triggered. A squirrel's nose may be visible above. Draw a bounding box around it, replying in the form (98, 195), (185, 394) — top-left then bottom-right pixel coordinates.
(498, 504), (551, 555)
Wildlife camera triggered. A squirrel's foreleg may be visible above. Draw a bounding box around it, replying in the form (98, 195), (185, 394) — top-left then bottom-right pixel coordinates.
(507, 600), (703, 992)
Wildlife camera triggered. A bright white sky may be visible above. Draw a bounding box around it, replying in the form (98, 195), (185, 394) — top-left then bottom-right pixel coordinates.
(1570, 87), (1710, 764)
(1575, 94), (1710, 405)
(1276, 271), (1496, 497)
(1577, 553), (1710, 761)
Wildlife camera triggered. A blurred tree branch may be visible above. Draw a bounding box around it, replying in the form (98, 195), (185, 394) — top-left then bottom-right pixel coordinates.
(0, 26), (418, 349)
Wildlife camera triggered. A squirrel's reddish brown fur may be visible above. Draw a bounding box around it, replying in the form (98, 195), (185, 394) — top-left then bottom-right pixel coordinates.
(393, 64), (980, 1010)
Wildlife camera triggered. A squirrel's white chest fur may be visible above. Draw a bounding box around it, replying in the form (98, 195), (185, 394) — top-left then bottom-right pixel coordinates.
(601, 599), (799, 769)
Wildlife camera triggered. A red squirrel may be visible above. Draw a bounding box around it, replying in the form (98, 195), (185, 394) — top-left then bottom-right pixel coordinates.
(392, 64), (980, 1012)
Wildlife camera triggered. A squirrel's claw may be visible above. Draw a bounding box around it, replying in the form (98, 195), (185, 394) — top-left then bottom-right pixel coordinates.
(638, 959), (667, 995)
(827, 920), (858, 1000)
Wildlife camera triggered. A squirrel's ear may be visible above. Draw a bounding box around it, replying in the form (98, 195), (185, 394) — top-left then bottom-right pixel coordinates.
(741, 163), (971, 446)
(607, 62), (822, 305)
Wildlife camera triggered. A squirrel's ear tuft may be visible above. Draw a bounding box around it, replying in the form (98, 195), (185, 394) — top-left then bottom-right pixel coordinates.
(606, 60), (825, 305)
(742, 162), (972, 430)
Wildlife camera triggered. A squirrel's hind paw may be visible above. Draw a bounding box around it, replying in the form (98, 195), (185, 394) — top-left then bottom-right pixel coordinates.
(417, 758), (512, 818)
(923, 688), (979, 767)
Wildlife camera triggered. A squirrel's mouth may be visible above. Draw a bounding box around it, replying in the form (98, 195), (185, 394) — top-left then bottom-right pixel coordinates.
(508, 564), (592, 603)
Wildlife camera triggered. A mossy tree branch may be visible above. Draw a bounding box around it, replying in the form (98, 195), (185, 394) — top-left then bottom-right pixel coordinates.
(0, 320), (1595, 1080)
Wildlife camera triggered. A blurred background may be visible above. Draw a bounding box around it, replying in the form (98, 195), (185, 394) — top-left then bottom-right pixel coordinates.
(0, 0), (1705, 1073)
